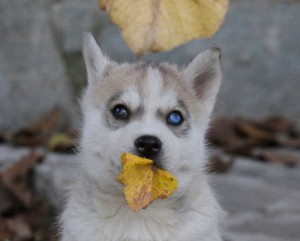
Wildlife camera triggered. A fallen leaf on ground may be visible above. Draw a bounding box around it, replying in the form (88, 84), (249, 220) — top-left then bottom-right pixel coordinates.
(5, 216), (32, 240)
(208, 155), (235, 173)
(0, 186), (20, 216)
(117, 153), (178, 212)
(255, 116), (293, 133)
(0, 133), (5, 143)
(276, 135), (300, 149)
(99, 0), (228, 55)
(0, 151), (44, 207)
(208, 118), (243, 148)
(47, 132), (75, 153)
(29, 108), (61, 134)
(10, 108), (61, 147)
(0, 152), (58, 241)
(252, 149), (299, 167)
(0, 220), (9, 240)
(208, 116), (300, 167)
(236, 121), (275, 142)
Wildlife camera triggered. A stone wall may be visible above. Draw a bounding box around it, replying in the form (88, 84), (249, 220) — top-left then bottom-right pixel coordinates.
(1, 0), (300, 131)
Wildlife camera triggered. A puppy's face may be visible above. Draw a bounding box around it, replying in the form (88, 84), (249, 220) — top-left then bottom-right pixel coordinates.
(80, 34), (222, 196)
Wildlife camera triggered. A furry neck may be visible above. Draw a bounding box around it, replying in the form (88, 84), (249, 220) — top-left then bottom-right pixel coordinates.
(74, 169), (206, 218)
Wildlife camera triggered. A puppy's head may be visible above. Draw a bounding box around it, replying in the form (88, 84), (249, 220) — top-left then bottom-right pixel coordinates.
(80, 33), (222, 195)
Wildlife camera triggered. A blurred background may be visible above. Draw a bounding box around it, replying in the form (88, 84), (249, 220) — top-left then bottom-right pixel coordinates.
(1, 0), (300, 131)
(0, 0), (300, 241)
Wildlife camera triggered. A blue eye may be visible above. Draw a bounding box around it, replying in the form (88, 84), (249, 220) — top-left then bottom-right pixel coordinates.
(167, 111), (183, 126)
(112, 105), (130, 120)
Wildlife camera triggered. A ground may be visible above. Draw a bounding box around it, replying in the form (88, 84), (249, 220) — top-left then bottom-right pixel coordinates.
(0, 145), (299, 241)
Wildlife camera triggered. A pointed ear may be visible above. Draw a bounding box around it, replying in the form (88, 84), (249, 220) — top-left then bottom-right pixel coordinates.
(82, 32), (109, 85)
(183, 48), (222, 116)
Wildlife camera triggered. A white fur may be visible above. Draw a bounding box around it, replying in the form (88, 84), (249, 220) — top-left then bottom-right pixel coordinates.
(61, 34), (223, 241)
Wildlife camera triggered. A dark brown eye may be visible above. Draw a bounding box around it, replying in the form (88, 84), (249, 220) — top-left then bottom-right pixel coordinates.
(112, 105), (130, 120)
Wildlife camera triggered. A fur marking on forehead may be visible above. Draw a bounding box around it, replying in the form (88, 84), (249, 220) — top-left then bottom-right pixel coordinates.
(142, 67), (164, 100)
(120, 86), (141, 107)
(138, 67), (182, 115)
(142, 64), (197, 111)
(105, 88), (141, 109)
(139, 66), (184, 105)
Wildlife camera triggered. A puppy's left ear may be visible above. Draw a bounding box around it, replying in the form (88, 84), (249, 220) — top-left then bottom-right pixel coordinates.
(83, 32), (110, 85)
(183, 48), (222, 116)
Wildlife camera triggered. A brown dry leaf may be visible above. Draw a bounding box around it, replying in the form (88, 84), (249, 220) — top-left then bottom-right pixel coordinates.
(208, 118), (257, 156)
(209, 117), (300, 167)
(263, 152), (298, 167)
(253, 150), (299, 167)
(5, 216), (32, 240)
(0, 220), (10, 240)
(0, 133), (5, 143)
(99, 0), (228, 55)
(0, 151), (44, 207)
(10, 129), (44, 147)
(29, 108), (61, 133)
(276, 135), (300, 149)
(208, 118), (243, 148)
(10, 108), (61, 147)
(0, 186), (19, 216)
(0, 154), (58, 241)
(117, 153), (178, 212)
(23, 200), (51, 232)
(208, 155), (234, 173)
(255, 116), (293, 133)
(236, 120), (275, 142)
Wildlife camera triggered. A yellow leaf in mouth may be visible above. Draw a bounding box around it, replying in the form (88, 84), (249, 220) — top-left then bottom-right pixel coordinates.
(117, 153), (178, 212)
(98, 0), (228, 55)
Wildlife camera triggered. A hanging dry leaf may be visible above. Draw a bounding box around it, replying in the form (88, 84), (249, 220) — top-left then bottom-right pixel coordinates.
(99, 0), (228, 55)
(117, 153), (178, 212)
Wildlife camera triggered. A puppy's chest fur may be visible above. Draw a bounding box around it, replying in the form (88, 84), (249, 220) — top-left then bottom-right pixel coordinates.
(64, 191), (185, 241)
(99, 211), (179, 241)
(62, 174), (221, 241)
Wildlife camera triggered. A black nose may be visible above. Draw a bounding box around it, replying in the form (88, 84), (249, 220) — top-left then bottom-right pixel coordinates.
(135, 135), (162, 158)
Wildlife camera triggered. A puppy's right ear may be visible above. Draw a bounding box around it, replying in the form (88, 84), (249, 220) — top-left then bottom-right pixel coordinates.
(83, 32), (109, 85)
(182, 48), (222, 118)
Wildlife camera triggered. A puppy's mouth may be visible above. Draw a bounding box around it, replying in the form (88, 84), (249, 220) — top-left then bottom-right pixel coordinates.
(148, 156), (164, 170)
(130, 149), (164, 170)
(139, 155), (164, 170)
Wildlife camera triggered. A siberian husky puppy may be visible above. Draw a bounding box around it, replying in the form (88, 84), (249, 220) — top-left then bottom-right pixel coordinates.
(61, 33), (223, 241)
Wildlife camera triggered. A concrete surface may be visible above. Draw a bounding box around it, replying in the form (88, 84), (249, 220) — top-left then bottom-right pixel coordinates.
(0, 144), (299, 241)
(0, 0), (76, 132)
(213, 158), (300, 241)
